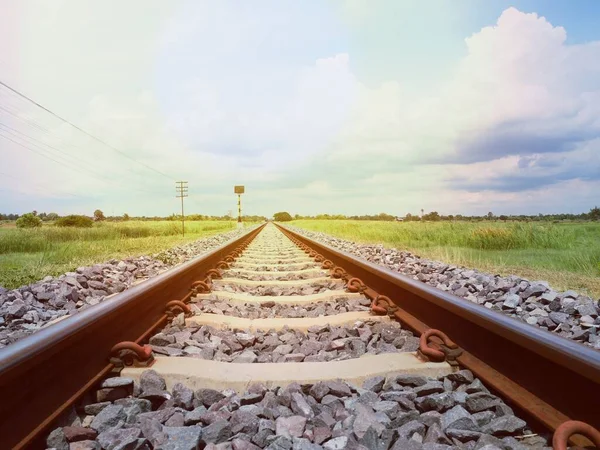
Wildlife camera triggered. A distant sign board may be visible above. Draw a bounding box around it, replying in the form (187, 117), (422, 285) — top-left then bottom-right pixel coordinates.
(234, 186), (245, 194)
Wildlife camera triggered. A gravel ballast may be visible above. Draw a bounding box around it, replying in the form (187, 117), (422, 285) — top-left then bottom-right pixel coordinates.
(223, 270), (328, 281)
(194, 297), (372, 319)
(46, 369), (550, 449)
(232, 263), (319, 272)
(0, 227), (253, 348)
(41, 224), (552, 449)
(148, 321), (418, 362)
(288, 226), (600, 350)
(214, 281), (345, 296)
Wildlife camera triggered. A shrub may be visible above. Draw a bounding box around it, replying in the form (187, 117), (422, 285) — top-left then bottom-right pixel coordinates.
(273, 211), (293, 222)
(94, 209), (105, 221)
(55, 215), (93, 228)
(16, 213), (43, 229)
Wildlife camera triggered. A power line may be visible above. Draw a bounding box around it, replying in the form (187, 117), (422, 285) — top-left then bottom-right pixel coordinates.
(0, 100), (116, 164)
(0, 122), (169, 196)
(0, 80), (176, 181)
(0, 103), (79, 143)
(0, 131), (166, 197)
(0, 104), (161, 186)
(0, 131), (81, 172)
(0, 122), (111, 179)
(0, 89), (180, 198)
(0, 125), (124, 187)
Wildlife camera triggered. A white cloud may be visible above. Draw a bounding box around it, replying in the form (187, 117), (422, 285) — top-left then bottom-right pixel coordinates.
(1, 3), (600, 217)
(312, 7), (600, 214)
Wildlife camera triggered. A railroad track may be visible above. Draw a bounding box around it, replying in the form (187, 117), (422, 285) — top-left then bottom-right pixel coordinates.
(0, 223), (599, 449)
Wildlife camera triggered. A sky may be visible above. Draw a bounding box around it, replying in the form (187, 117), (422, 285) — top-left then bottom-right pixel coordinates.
(1, 0), (599, 217)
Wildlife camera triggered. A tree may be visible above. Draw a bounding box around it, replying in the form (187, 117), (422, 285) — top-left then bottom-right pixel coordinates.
(123, 213), (130, 221)
(46, 212), (59, 221)
(589, 206), (600, 221)
(422, 211), (441, 221)
(375, 213), (395, 221)
(487, 211), (494, 219)
(273, 211), (293, 222)
(94, 209), (106, 221)
(16, 213), (42, 228)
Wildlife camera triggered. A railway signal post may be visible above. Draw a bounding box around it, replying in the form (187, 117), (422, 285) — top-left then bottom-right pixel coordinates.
(234, 185), (245, 228)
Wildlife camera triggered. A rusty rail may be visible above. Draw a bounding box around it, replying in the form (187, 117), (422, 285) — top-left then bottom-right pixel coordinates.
(276, 223), (600, 444)
(0, 224), (265, 450)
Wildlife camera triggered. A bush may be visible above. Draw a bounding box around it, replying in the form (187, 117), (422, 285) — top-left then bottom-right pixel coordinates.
(55, 215), (93, 228)
(94, 209), (105, 221)
(16, 213), (43, 229)
(273, 211), (293, 222)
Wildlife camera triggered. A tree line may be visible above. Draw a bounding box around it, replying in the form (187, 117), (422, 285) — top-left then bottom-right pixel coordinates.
(2, 210), (268, 229)
(281, 207), (600, 222)
(3, 208), (599, 225)
(0, 210), (267, 222)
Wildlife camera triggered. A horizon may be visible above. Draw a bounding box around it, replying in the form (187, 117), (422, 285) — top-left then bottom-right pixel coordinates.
(1, 1), (600, 217)
(2, 208), (598, 221)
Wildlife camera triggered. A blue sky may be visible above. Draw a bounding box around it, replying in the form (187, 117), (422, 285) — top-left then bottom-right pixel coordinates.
(470, 1), (600, 44)
(0, 0), (599, 217)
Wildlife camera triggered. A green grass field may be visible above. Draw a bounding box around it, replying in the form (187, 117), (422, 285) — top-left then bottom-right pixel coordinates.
(0, 220), (239, 289)
(291, 220), (600, 297)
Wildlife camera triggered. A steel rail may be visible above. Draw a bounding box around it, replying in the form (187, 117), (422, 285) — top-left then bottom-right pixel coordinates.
(0, 224), (266, 450)
(276, 223), (600, 441)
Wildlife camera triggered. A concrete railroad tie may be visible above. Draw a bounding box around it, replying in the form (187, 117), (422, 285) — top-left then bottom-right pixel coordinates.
(137, 223), (453, 388)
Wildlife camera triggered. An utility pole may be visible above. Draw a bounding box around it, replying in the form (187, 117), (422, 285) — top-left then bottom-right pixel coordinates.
(176, 181), (188, 236)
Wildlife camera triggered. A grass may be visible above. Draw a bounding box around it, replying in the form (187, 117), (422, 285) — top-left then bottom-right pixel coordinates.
(291, 220), (600, 298)
(0, 220), (240, 289)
